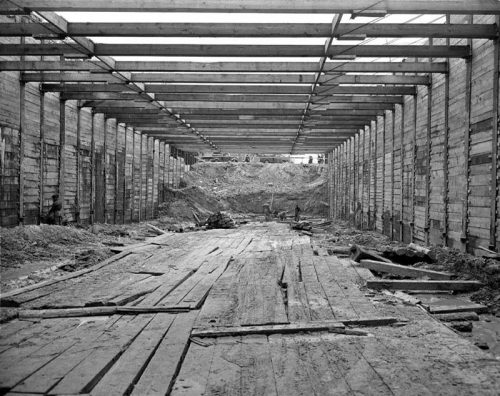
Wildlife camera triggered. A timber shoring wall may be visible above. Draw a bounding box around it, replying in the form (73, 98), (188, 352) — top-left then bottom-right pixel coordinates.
(0, 18), (194, 228)
(327, 15), (500, 255)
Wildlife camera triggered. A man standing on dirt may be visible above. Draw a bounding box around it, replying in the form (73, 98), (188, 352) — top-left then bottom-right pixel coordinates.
(46, 194), (62, 225)
(294, 203), (301, 222)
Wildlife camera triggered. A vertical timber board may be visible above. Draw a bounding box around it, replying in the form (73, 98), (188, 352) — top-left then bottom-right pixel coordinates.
(114, 120), (118, 224)
(443, 15), (451, 247)
(102, 117), (108, 223)
(18, 38), (25, 225)
(390, 109), (395, 241)
(58, 99), (65, 220)
(366, 125), (371, 229)
(38, 90), (45, 224)
(392, 105), (401, 242)
(429, 36), (447, 247)
(447, 16), (469, 248)
(425, 39), (433, 245)
(399, 103), (405, 242)
(402, 96), (415, 244)
(411, 94), (417, 243)
(75, 103), (81, 224)
(144, 136), (149, 220)
(414, 83), (429, 244)
(380, 115), (386, 233)
(468, 15), (497, 253)
(90, 111), (95, 224)
(372, 120), (378, 229)
(139, 132), (143, 221)
(94, 113), (105, 223)
(384, 112), (392, 238)
(494, 17), (500, 250)
(462, 15), (473, 251)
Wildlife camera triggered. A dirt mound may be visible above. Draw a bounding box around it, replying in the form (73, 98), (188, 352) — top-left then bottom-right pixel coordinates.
(0, 225), (101, 268)
(180, 162), (328, 217)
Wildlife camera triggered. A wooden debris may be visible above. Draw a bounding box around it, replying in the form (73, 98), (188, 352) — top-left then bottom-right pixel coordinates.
(366, 280), (483, 292)
(383, 244), (434, 264)
(350, 245), (392, 263)
(425, 303), (488, 314)
(359, 259), (452, 280)
(206, 211), (236, 229)
(192, 322), (346, 338)
(433, 312), (480, 322)
(146, 223), (167, 235)
(478, 246), (500, 260)
(192, 317), (399, 338)
(327, 245), (351, 255)
(449, 321), (473, 332)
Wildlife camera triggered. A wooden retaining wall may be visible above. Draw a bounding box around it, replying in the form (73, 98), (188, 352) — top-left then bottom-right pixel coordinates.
(0, 19), (196, 227)
(327, 15), (500, 255)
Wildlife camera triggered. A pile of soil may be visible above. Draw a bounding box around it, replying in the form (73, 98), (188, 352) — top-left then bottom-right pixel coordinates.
(181, 162), (329, 217)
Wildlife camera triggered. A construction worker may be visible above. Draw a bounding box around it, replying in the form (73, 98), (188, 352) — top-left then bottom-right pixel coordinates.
(294, 203), (301, 222)
(46, 194), (62, 225)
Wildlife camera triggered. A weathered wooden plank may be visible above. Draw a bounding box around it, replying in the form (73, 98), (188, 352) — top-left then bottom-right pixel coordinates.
(359, 259), (453, 280)
(366, 280), (483, 291)
(91, 313), (176, 396)
(13, 0), (500, 14)
(426, 303), (488, 314)
(132, 311), (198, 395)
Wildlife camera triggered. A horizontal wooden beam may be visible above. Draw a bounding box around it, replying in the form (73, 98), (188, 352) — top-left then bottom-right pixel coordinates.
(11, 1), (500, 14)
(2, 22), (496, 39)
(2, 61), (448, 73)
(0, 44), (471, 58)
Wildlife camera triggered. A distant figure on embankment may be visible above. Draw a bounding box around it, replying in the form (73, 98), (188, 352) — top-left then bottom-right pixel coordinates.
(294, 204), (301, 222)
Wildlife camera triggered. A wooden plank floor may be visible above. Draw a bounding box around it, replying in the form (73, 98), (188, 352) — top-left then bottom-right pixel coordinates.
(1, 222), (499, 395)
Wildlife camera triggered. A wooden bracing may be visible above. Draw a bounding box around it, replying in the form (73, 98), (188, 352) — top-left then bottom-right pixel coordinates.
(0, 0), (498, 154)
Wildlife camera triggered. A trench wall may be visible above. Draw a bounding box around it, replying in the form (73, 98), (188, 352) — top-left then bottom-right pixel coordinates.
(0, 17), (195, 227)
(327, 15), (500, 255)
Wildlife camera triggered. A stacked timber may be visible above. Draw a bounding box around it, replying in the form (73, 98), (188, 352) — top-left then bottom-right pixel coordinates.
(205, 211), (236, 229)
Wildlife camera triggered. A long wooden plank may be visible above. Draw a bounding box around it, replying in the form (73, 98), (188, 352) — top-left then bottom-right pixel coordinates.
(12, 315), (150, 394)
(90, 313), (176, 396)
(191, 319), (409, 338)
(3, 61), (449, 73)
(1, 316), (125, 391)
(13, 1), (500, 14)
(130, 311), (198, 395)
(4, 23), (496, 39)
(366, 280), (483, 291)
(359, 259), (453, 280)
(0, 44), (471, 58)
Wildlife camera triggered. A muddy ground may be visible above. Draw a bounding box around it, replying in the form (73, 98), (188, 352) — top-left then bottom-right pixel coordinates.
(1, 162), (499, 356)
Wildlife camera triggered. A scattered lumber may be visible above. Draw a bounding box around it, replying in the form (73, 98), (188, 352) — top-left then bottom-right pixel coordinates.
(350, 245), (392, 263)
(146, 224), (167, 235)
(360, 259), (452, 280)
(433, 312), (480, 322)
(449, 321), (473, 332)
(366, 280), (482, 292)
(425, 303), (488, 314)
(383, 244), (434, 264)
(291, 221), (312, 231)
(382, 290), (421, 305)
(18, 305), (192, 319)
(206, 211), (236, 229)
(300, 230), (313, 237)
(328, 245), (351, 255)
(478, 246), (500, 260)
